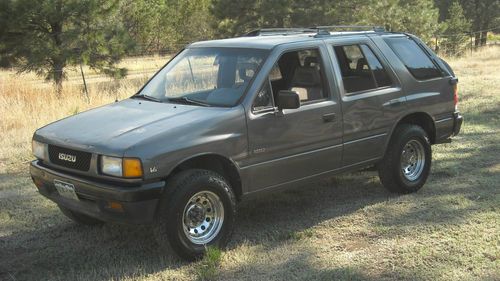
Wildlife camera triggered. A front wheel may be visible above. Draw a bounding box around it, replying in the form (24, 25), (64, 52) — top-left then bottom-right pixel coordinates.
(377, 124), (432, 193)
(154, 169), (236, 261)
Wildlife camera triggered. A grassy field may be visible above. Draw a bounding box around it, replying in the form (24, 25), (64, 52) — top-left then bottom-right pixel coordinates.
(0, 47), (499, 281)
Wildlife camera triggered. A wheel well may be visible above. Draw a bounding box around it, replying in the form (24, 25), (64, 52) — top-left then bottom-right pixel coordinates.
(397, 113), (436, 144)
(170, 154), (242, 200)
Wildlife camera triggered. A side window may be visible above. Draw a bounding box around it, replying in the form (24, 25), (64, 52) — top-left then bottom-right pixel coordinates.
(253, 48), (327, 110)
(290, 49), (327, 103)
(253, 78), (274, 111)
(333, 44), (392, 93)
(360, 45), (392, 87)
(385, 37), (442, 80)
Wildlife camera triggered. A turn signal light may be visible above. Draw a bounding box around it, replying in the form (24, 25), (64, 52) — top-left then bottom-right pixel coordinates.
(107, 201), (124, 211)
(123, 158), (143, 178)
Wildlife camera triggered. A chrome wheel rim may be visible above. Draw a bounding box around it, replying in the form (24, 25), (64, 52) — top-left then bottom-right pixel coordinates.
(182, 191), (224, 245)
(400, 139), (425, 181)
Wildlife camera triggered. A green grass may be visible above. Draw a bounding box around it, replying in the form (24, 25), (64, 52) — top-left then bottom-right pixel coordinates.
(195, 246), (223, 281)
(0, 47), (499, 281)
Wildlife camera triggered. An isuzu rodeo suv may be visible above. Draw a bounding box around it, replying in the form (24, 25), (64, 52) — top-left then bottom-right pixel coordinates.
(30, 26), (463, 260)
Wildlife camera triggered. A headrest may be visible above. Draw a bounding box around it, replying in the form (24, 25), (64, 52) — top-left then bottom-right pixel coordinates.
(291, 66), (321, 87)
(304, 56), (319, 67)
(238, 62), (257, 82)
(356, 58), (368, 71)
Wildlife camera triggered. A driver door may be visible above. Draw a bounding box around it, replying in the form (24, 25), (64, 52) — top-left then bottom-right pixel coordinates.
(241, 46), (343, 192)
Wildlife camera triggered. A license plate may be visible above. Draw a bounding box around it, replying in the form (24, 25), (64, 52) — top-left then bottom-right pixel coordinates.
(54, 179), (79, 201)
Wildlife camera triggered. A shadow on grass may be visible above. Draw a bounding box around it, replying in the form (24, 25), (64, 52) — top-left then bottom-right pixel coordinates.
(219, 250), (373, 281)
(0, 172), (180, 281)
(217, 244), (439, 281)
(232, 174), (390, 245)
(0, 171), (394, 281)
(1, 156), (496, 281)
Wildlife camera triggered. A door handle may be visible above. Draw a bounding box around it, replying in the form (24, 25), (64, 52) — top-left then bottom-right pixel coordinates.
(384, 98), (405, 107)
(322, 113), (336, 122)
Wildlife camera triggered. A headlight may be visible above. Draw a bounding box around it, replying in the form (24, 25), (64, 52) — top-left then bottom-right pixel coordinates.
(32, 140), (46, 160)
(101, 156), (143, 178)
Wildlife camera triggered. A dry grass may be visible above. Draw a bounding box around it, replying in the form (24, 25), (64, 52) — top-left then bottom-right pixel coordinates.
(0, 59), (164, 172)
(0, 47), (499, 281)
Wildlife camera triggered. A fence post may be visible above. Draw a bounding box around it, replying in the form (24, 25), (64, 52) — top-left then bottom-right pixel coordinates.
(80, 63), (90, 103)
(470, 31), (473, 55)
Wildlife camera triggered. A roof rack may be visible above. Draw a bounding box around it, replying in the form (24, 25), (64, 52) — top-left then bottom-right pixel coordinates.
(243, 28), (317, 37)
(312, 25), (386, 35)
(243, 25), (386, 37)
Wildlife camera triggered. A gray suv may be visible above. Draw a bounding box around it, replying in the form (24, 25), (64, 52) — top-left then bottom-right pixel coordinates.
(30, 27), (463, 260)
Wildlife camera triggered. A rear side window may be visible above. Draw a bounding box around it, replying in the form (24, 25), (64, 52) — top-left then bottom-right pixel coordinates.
(333, 44), (392, 94)
(385, 37), (442, 80)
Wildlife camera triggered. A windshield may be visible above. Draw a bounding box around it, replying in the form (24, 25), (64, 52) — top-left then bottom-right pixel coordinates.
(138, 48), (268, 107)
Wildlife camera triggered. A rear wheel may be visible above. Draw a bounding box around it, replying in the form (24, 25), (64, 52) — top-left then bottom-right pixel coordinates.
(377, 124), (432, 193)
(59, 206), (103, 225)
(154, 169), (236, 261)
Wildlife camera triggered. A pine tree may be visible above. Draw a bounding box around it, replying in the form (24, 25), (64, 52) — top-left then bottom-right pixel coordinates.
(0, 0), (131, 95)
(459, 0), (500, 46)
(440, 1), (471, 56)
(119, 0), (213, 54)
(357, 0), (440, 43)
(210, 0), (367, 37)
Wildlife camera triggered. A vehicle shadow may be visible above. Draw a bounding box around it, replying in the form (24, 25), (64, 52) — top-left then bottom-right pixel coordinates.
(0, 171), (393, 281)
(217, 245), (438, 281)
(1, 152), (494, 281)
(231, 172), (391, 246)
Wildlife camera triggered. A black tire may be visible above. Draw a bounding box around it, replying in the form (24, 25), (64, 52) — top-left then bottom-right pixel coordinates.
(377, 124), (432, 194)
(59, 206), (104, 225)
(154, 169), (236, 261)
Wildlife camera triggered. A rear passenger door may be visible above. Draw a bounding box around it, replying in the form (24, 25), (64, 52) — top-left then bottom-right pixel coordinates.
(326, 38), (405, 166)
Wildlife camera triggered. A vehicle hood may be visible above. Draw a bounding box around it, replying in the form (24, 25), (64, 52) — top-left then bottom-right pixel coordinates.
(34, 98), (237, 156)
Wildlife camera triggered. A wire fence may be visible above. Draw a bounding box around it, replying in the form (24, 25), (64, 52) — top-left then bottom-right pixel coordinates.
(127, 27), (500, 57)
(432, 26), (500, 56)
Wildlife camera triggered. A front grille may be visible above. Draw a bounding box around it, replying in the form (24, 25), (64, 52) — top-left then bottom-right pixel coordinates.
(48, 145), (92, 171)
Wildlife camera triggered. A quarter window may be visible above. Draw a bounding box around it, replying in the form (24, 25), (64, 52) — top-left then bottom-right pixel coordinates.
(385, 37), (442, 80)
(333, 44), (393, 93)
(360, 45), (392, 87)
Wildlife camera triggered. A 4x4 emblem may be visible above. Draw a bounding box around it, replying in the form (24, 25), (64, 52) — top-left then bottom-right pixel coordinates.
(58, 153), (76, 162)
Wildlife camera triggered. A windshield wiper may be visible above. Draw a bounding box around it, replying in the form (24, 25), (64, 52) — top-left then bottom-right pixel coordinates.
(131, 94), (162, 103)
(168, 97), (211, 107)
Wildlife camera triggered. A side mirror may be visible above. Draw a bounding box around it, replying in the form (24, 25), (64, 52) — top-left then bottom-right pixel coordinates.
(277, 90), (300, 110)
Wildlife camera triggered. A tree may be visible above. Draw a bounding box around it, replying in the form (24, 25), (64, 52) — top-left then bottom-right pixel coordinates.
(0, 0), (131, 95)
(119, 0), (213, 55)
(119, 0), (165, 54)
(0, 0), (11, 67)
(210, 0), (366, 37)
(357, 0), (440, 43)
(459, 0), (500, 46)
(439, 1), (471, 56)
(434, 0), (454, 22)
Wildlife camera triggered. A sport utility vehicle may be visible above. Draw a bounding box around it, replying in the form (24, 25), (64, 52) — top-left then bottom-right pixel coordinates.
(30, 27), (463, 260)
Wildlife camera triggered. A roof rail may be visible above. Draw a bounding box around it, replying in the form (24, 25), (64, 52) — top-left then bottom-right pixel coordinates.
(312, 25), (386, 34)
(243, 26), (386, 37)
(243, 28), (317, 37)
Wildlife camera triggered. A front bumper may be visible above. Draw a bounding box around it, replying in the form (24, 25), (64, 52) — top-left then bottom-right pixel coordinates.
(30, 160), (165, 224)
